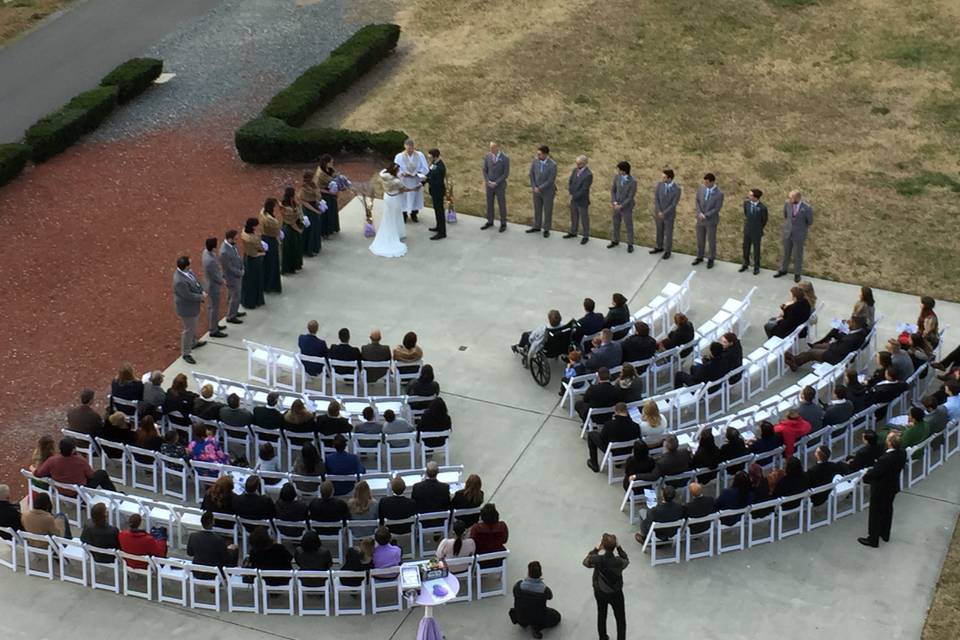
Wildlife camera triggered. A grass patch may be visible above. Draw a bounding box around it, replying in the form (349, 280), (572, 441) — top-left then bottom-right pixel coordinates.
(871, 105), (890, 115)
(893, 171), (960, 196)
(923, 516), (960, 640)
(755, 160), (796, 182)
(772, 140), (810, 154)
(1, 0), (71, 43)
(767, 0), (818, 7)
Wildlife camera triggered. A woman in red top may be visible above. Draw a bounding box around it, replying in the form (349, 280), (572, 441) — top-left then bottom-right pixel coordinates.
(118, 514), (167, 569)
(469, 503), (509, 567)
(773, 410), (811, 458)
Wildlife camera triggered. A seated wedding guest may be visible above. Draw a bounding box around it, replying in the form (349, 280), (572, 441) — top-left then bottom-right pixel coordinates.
(379, 477), (417, 534)
(604, 293), (631, 338)
(98, 411), (135, 451)
(906, 333), (934, 372)
(328, 327), (361, 372)
(253, 392), (286, 431)
(845, 369), (867, 413)
(22, 493), (65, 543)
(160, 429), (187, 460)
(234, 475), (276, 524)
(246, 526), (292, 584)
(382, 409), (415, 435)
(933, 342), (960, 373)
(616, 363), (644, 403)
(814, 286), (876, 346)
(773, 410), (811, 458)
(773, 457), (810, 505)
(109, 363), (143, 413)
(719, 332), (744, 380)
(298, 320), (328, 377)
(407, 364), (440, 412)
(67, 389), (101, 434)
(294, 531), (332, 584)
(796, 386), (824, 431)
(763, 286), (811, 339)
(308, 481), (349, 533)
(621, 321), (658, 365)
(347, 480), (379, 537)
(946, 381), (960, 422)
(419, 397), (452, 447)
(340, 539), (374, 586)
(586, 402), (640, 473)
(81, 503), (120, 562)
(747, 463), (770, 506)
(918, 295), (940, 348)
(866, 352), (892, 388)
(187, 511), (237, 572)
(691, 429), (723, 484)
(187, 423), (229, 464)
(354, 406), (382, 447)
(806, 446), (847, 505)
(785, 316), (866, 370)
(257, 443), (281, 480)
(585, 329), (623, 373)
(575, 367), (620, 423)
(275, 483), (309, 533)
(293, 442), (324, 478)
(674, 341), (725, 388)
(512, 310), (563, 355)
(886, 338), (914, 382)
(393, 331), (424, 372)
(881, 407), (929, 460)
(412, 461), (451, 515)
(118, 514), (167, 568)
(162, 373), (196, 423)
(35, 436), (116, 492)
(437, 519), (476, 560)
(142, 371), (166, 414)
(562, 349), (586, 383)
(823, 385), (855, 427)
(574, 297), (605, 345)
(29, 435), (55, 482)
(719, 427), (749, 470)
(219, 393), (254, 427)
(325, 434), (365, 495)
(637, 434), (693, 481)
(658, 313), (695, 356)
(200, 475), (235, 517)
(683, 482), (716, 533)
(714, 471), (752, 525)
(192, 385), (222, 421)
(622, 441), (656, 492)
(637, 484), (684, 542)
(315, 400), (352, 437)
(637, 401), (667, 445)
(0, 484), (22, 537)
(372, 526), (402, 569)
(470, 503), (509, 561)
(509, 561), (562, 639)
(798, 281), (818, 326)
(283, 399), (316, 435)
(361, 329), (392, 381)
(923, 395), (949, 438)
(863, 367), (909, 414)
(451, 474), (484, 524)
(749, 421), (782, 455)
(132, 415), (163, 459)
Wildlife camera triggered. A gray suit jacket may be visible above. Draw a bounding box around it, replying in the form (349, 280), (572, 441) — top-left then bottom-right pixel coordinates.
(528, 157), (557, 194)
(202, 249), (224, 294)
(782, 201), (813, 241)
(695, 185), (724, 225)
(482, 152), (510, 189)
(173, 269), (204, 318)
(219, 241), (244, 286)
(568, 167), (593, 204)
(654, 181), (681, 219)
(611, 175), (637, 212)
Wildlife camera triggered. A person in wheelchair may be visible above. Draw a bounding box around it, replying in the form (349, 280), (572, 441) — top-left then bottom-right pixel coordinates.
(512, 310), (563, 357)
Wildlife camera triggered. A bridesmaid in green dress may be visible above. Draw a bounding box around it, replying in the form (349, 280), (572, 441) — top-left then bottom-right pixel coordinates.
(240, 217), (265, 309)
(280, 186), (304, 274)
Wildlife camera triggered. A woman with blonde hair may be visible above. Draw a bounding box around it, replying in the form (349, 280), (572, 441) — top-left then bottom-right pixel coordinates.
(30, 435), (56, 471)
(798, 281), (817, 320)
(110, 362), (143, 412)
(347, 480), (379, 536)
(638, 401), (667, 444)
(283, 399), (315, 434)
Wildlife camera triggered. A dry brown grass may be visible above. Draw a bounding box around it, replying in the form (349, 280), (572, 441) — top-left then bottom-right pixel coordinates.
(0, 0), (72, 44)
(319, 0), (960, 300)
(924, 514), (960, 640)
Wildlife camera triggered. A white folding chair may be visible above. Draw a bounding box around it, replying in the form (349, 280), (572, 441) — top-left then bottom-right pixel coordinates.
(271, 346), (300, 392)
(225, 566), (261, 613)
(641, 520), (683, 565)
(126, 445), (160, 492)
(353, 433), (384, 473)
(806, 484), (836, 530)
(190, 460), (224, 503)
(219, 422), (253, 463)
(50, 480), (85, 528)
(385, 433), (417, 472)
(52, 535), (88, 585)
(777, 491), (808, 539)
(832, 474), (860, 520)
(119, 550), (154, 600)
(110, 395), (141, 430)
(747, 499), (780, 547)
(600, 439), (638, 485)
(684, 514), (716, 560)
(715, 509), (748, 555)
(475, 549), (510, 598)
(382, 516), (417, 560)
(314, 524), (345, 565)
(417, 511), (451, 558)
(328, 358), (361, 396)
(332, 570), (368, 615)
(393, 360), (423, 395)
(369, 566), (403, 613)
(361, 360), (393, 396)
(295, 570), (331, 616)
(346, 519), (380, 549)
(95, 437), (129, 487)
(86, 544), (121, 593)
(62, 429), (98, 466)
(260, 570), (296, 615)
(620, 478), (661, 524)
(297, 353), (328, 394)
(445, 555), (475, 602)
(418, 430), (452, 468)
(188, 563), (225, 611)
(155, 557), (189, 607)
(0, 527), (19, 572)
(20, 531), (55, 579)
(244, 339), (272, 386)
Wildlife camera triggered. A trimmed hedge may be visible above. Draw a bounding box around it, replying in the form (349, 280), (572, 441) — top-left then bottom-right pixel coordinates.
(263, 24), (401, 127)
(0, 143), (31, 188)
(101, 57), (163, 103)
(24, 86), (119, 162)
(236, 116), (406, 164)
(237, 24), (404, 164)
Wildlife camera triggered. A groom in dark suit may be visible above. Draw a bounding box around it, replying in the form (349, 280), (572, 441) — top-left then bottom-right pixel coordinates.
(739, 188), (768, 274)
(426, 148), (447, 240)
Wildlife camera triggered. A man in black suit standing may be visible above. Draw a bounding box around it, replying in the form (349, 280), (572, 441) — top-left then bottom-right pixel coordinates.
(739, 188), (768, 274)
(859, 432), (907, 547)
(586, 403), (641, 473)
(426, 148), (447, 240)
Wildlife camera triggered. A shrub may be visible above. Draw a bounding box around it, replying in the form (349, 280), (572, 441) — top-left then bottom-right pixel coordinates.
(0, 143), (31, 188)
(235, 116), (406, 164)
(101, 57), (163, 103)
(24, 86), (119, 162)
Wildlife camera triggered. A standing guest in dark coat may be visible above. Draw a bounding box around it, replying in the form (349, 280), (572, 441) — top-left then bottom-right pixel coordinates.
(583, 533), (629, 640)
(859, 433), (908, 547)
(426, 148), (447, 240)
(67, 389), (102, 435)
(575, 368), (621, 423)
(586, 403), (640, 473)
(509, 561), (561, 639)
(739, 188), (768, 274)
(298, 320), (328, 377)
(620, 321), (658, 365)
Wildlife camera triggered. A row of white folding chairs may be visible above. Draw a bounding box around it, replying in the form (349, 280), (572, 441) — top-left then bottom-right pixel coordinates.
(0, 530), (508, 615)
(692, 287), (757, 357)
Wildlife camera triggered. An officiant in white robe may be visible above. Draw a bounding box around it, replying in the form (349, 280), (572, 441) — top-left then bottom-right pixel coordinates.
(394, 139), (428, 221)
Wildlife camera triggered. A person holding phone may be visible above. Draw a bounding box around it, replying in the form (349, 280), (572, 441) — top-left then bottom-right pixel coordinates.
(582, 533), (629, 640)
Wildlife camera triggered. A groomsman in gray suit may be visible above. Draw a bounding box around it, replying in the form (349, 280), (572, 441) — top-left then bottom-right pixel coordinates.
(739, 189), (768, 275)
(609, 161), (637, 253)
(692, 172), (724, 269)
(202, 238), (228, 338)
(651, 168), (680, 259)
(173, 255), (207, 365)
(527, 145), (557, 237)
(482, 142), (510, 232)
(774, 190), (814, 283)
(564, 155), (593, 245)
(219, 229), (245, 324)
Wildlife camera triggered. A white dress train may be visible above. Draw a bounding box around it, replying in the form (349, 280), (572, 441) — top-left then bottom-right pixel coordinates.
(369, 170), (408, 258)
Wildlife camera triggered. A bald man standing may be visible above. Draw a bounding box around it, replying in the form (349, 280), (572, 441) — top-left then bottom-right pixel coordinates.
(775, 190), (814, 283)
(361, 329), (392, 383)
(565, 155), (593, 245)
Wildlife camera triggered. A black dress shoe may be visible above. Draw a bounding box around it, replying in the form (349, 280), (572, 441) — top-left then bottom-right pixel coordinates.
(794, 274), (801, 283)
(627, 245), (634, 253)
(430, 234), (445, 240)
(707, 259), (715, 268)
(236, 312), (247, 317)
(481, 222), (493, 230)
(218, 324), (227, 330)
(525, 228), (541, 233)
(411, 212), (419, 222)
(753, 266), (760, 275)
(227, 318), (243, 324)
(649, 247), (663, 254)
(428, 227), (438, 232)
(543, 230), (550, 238)
(580, 237), (588, 245)
(858, 537), (879, 548)
(607, 241), (619, 249)
(209, 331), (228, 338)
(193, 340), (207, 348)
(773, 271), (786, 278)
(880, 535), (890, 542)
(403, 212), (409, 222)
(662, 251), (671, 259)
(533, 630), (544, 639)
(563, 233), (576, 239)
(586, 460), (600, 473)
(738, 265), (749, 272)
(182, 355), (197, 364)
(499, 224), (507, 232)
(692, 258), (703, 265)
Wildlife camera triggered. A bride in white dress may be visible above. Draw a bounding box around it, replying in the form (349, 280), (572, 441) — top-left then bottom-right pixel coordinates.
(369, 162), (414, 258)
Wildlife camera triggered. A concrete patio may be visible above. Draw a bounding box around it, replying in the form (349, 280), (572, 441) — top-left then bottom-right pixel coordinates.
(2, 199), (957, 640)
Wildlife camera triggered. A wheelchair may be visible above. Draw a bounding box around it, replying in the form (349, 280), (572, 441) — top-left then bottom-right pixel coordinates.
(514, 321), (578, 387)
